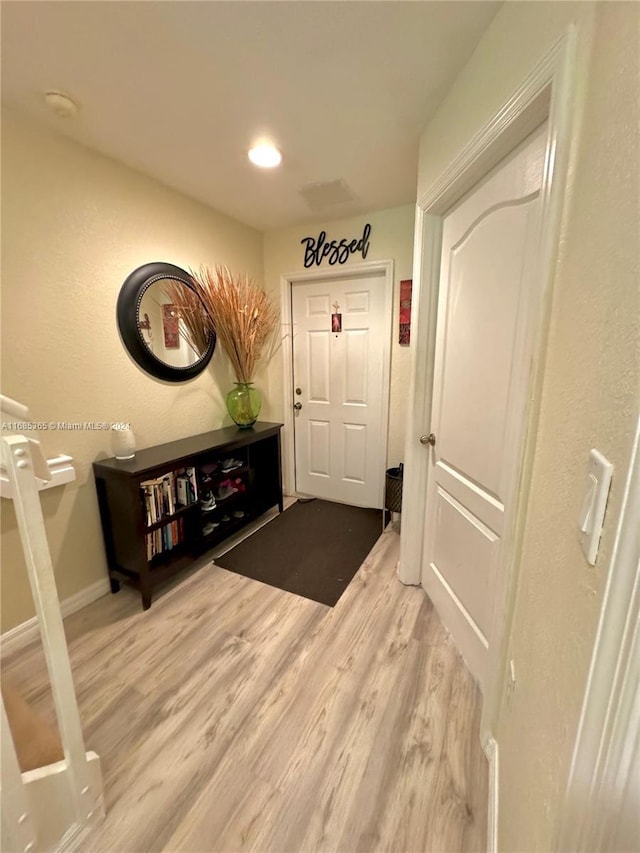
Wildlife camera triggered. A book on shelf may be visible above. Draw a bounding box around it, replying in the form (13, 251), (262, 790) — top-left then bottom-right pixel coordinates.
(186, 467), (198, 502)
(162, 473), (175, 516)
(140, 472), (178, 525)
(145, 516), (184, 560)
(176, 476), (189, 507)
(176, 467), (198, 506)
(141, 482), (156, 526)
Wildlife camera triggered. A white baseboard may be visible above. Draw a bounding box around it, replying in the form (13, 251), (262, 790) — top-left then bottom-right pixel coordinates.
(485, 736), (499, 853)
(1, 578), (110, 657)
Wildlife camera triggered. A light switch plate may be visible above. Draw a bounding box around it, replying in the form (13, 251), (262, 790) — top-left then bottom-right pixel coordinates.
(579, 449), (613, 565)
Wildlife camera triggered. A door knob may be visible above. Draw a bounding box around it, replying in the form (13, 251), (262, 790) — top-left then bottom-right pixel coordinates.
(293, 402), (302, 411)
(420, 433), (436, 446)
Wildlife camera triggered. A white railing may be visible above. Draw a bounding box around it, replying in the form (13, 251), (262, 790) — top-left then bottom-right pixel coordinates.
(0, 395), (104, 852)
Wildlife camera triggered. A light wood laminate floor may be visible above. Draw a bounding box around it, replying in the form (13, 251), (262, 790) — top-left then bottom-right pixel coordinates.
(3, 528), (487, 852)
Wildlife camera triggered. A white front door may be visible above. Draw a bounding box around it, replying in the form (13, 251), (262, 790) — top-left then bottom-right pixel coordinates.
(291, 271), (390, 508)
(422, 125), (547, 687)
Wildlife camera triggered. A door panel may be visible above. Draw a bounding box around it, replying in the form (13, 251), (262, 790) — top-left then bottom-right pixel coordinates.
(344, 330), (369, 404)
(307, 294), (330, 315)
(292, 272), (389, 507)
(432, 487), (499, 639)
(344, 290), (369, 313)
(308, 331), (330, 402)
(343, 423), (367, 483)
(308, 420), (330, 476)
(438, 200), (538, 502)
(422, 124), (547, 686)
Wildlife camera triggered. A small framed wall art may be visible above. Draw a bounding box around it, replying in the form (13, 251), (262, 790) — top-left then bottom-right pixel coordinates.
(399, 279), (412, 345)
(162, 304), (180, 348)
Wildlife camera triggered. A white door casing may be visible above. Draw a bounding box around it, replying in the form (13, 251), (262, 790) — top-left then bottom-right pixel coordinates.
(398, 31), (580, 842)
(422, 126), (547, 687)
(285, 264), (392, 508)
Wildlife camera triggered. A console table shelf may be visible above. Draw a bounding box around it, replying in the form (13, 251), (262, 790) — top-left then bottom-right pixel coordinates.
(144, 502), (196, 532)
(93, 422), (283, 609)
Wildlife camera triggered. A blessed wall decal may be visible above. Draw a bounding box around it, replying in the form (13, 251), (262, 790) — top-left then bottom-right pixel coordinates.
(301, 223), (371, 268)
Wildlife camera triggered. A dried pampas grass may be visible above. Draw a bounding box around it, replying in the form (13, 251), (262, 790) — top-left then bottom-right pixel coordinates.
(188, 266), (280, 384)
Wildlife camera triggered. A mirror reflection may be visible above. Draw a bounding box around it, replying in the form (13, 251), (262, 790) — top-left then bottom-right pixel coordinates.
(117, 261), (216, 382)
(138, 279), (207, 369)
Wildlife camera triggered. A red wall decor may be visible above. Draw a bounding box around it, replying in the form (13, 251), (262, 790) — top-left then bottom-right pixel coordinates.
(399, 279), (412, 345)
(162, 304), (180, 348)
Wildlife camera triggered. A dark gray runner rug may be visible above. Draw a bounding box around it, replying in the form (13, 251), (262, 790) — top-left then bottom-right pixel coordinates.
(217, 499), (382, 606)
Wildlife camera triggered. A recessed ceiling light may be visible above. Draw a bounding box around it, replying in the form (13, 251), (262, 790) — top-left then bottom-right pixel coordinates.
(248, 144), (282, 168)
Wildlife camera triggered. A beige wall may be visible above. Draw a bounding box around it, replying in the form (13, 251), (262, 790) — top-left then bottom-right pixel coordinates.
(263, 205), (415, 471)
(1, 115), (414, 632)
(418, 2), (639, 850)
(1, 110), (264, 631)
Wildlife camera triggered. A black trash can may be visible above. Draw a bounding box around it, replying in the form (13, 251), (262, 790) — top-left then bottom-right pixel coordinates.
(384, 463), (403, 527)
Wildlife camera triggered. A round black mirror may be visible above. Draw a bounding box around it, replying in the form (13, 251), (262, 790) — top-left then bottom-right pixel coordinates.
(117, 262), (216, 381)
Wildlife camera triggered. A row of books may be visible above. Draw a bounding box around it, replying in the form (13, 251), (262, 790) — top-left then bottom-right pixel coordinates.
(140, 472), (176, 526)
(145, 518), (184, 561)
(140, 468), (198, 526)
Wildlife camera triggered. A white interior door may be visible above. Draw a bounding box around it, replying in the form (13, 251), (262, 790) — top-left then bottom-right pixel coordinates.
(422, 125), (547, 687)
(292, 271), (390, 508)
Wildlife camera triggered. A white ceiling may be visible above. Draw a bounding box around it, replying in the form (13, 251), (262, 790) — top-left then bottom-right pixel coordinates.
(1, 1), (500, 231)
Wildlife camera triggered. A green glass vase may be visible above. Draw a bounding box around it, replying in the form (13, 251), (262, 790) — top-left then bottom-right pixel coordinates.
(226, 382), (261, 428)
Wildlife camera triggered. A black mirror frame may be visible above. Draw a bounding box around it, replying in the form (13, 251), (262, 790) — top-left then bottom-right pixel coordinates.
(117, 262), (216, 382)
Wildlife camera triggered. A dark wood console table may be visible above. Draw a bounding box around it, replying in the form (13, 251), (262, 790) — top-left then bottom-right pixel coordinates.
(93, 422), (283, 609)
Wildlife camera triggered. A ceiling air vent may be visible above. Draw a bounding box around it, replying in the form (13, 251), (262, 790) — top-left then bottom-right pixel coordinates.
(299, 179), (357, 212)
